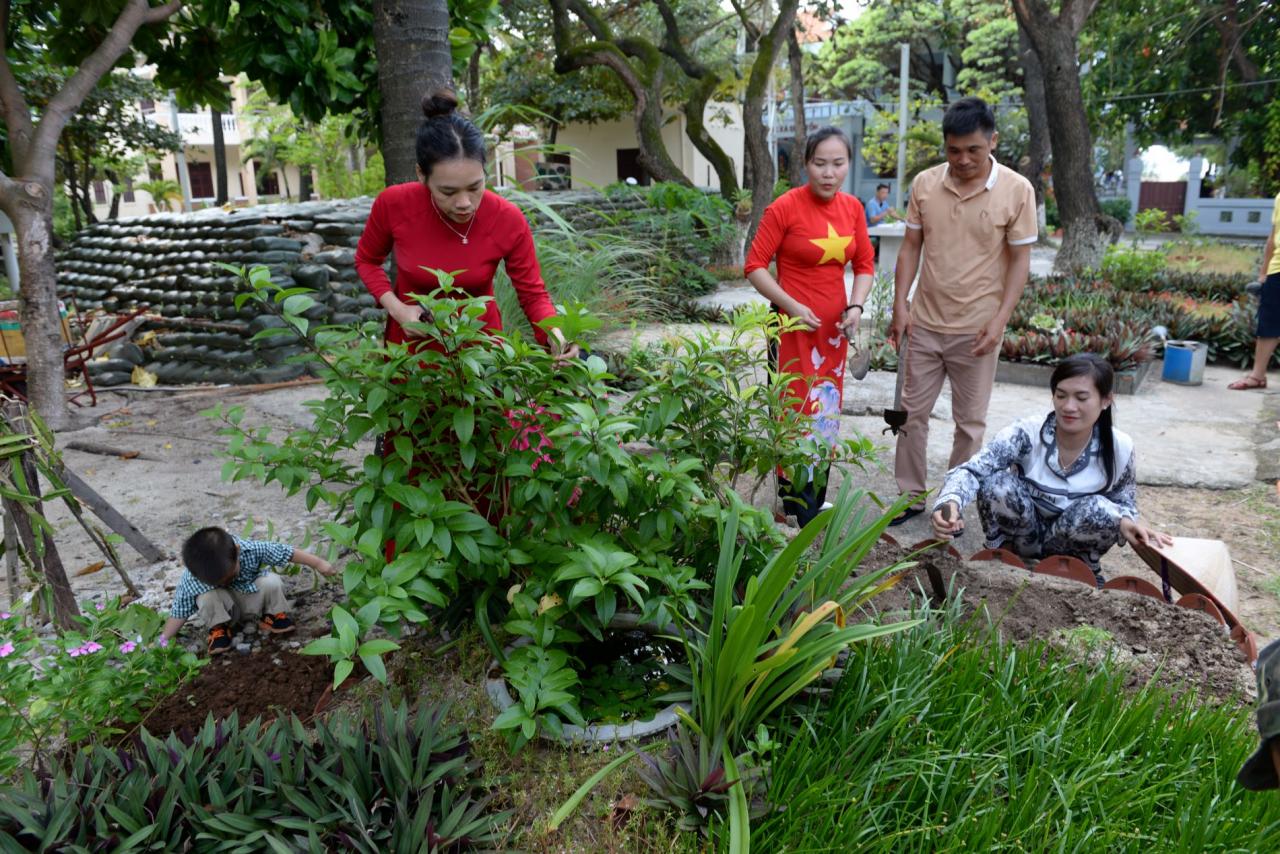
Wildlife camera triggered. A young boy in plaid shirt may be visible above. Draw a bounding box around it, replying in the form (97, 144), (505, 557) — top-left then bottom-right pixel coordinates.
(160, 527), (335, 655)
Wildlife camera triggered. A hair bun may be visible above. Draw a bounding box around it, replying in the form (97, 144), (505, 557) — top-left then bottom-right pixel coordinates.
(421, 88), (459, 119)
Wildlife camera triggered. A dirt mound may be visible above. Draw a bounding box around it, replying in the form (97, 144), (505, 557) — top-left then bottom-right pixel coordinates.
(135, 645), (335, 737)
(861, 541), (1256, 705)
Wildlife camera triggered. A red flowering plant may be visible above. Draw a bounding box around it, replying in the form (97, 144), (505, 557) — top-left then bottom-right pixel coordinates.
(208, 267), (876, 747)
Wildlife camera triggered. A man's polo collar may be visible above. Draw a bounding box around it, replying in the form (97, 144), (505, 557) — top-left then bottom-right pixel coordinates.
(941, 155), (1000, 195)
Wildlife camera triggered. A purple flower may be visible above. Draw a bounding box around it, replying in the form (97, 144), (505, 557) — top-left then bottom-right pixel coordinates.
(0, 641), (14, 658)
(157, 637), (170, 648)
(267, 752), (281, 762)
(95, 602), (105, 611)
(119, 641), (137, 654)
(0, 611), (10, 619)
(84, 641), (103, 654)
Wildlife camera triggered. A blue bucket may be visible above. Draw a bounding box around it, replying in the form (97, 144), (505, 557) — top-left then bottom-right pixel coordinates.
(1162, 340), (1206, 385)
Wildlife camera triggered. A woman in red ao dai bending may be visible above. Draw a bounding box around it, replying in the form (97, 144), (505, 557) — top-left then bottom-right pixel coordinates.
(355, 87), (576, 359)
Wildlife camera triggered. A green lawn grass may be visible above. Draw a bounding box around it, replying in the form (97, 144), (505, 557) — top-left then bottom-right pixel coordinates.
(744, 613), (1276, 853)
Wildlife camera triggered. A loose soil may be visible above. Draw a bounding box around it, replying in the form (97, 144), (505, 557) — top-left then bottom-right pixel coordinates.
(135, 644), (333, 737)
(860, 540), (1257, 705)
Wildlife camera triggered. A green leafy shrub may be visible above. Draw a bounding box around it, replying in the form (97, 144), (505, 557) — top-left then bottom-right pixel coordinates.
(0, 699), (510, 852)
(1045, 194), (1060, 230)
(1100, 197), (1132, 225)
(209, 269), (876, 747)
(0, 600), (203, 777)
(1100, 244), (1168, 289)
(750, 614), (1280, 851)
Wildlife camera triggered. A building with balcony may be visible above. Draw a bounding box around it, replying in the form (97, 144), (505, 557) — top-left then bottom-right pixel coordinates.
(89, 75), (309, 220)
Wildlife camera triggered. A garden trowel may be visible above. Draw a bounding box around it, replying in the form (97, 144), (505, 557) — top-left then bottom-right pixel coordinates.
(882, 330), (908, 435)
(847, 338), (871, 381)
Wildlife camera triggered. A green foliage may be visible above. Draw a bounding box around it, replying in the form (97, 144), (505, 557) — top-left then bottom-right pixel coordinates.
(1133, 207), (1171, 238)
(0, 699), (511, 851)
(1100, 243), (1168, 288)
(810, 0), (1020, 104)
(208, 266), (875, 748)
(751, 613), (1280, 851)
(860, 102), (944, 181)
(0, 601), (204, 777)
(1045, 193), (1060, 230)
(1083, 0), (1279, 194)
(493, 189), (691, 339)
(136, 179), (182, 212)
(640, 485), (921, 840)
(1100, 197), (1133, 225)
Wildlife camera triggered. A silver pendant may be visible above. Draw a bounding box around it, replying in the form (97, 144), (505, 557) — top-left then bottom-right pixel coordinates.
(462, 237), (468, 244)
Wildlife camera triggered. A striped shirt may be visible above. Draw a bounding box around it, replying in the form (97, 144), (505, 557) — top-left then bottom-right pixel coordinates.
(169, 537), (294, 620)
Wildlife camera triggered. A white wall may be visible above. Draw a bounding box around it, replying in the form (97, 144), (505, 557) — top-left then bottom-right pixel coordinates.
(558, 102), (743, 190)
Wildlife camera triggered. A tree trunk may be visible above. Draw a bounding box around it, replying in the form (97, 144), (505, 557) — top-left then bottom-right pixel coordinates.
(1017, 22), (1050, 214)
(1013, 0), (1113, 274)
(786, 27), (808, 190)
(372, 0), (453, 184)
(634, 86), (689, 184)
(105, 168), (122, 219)
(467, 42), (484, 110)
(0, 0), (183, 430)
(11, 197), (68, 430)
(281, 167), (292, 200)
(299, 168), (313, 201)
(682, 73), (738, 199)
(211, 107), (228, 204)
(744, 0), (799, 245)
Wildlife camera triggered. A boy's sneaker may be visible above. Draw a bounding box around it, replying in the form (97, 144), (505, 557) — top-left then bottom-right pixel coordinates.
(207, 624), (232, 656)
(260, 612), (295, 634)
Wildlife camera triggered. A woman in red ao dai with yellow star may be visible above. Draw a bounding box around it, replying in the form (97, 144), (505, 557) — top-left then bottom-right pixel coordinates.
(744, 127), (875, 525)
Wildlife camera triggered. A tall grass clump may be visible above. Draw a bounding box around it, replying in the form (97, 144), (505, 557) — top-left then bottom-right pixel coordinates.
(747, 611), (1278, 852)
(495, 191), (670, 338)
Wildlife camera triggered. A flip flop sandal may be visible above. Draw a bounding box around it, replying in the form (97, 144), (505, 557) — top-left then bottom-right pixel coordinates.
(888, 505), (925, 527)
(1228, 375), (1267, 390)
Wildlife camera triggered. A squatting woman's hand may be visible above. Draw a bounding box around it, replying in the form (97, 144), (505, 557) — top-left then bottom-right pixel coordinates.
(931, 502), (963, 539)
(1119, 517), (1173, 550)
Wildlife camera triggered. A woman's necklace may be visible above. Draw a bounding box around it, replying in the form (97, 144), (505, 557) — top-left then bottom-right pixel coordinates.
(431, 195), (479, 244)
(1057, 436), (1089, 471)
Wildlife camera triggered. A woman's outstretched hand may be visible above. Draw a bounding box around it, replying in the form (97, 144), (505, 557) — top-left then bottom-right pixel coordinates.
(931, 502), (964, 539)
(548, 327), (580, 364)
(1119, 517), (1174, 550)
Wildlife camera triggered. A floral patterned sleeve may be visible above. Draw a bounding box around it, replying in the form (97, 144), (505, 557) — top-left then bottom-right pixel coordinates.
(933, 420), (1033, 512)
(1101, 451), (1139, 522)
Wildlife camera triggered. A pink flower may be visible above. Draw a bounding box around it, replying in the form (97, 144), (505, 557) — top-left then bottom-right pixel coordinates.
(70, 641), (103, 657)
(157, 637), (169, 648)
(119, 641), (137, 654)
(0, 612), (10, 619)
(0, 642), (14, 658)
(84, 641), (103, 654)
(95, 602), (105, 611)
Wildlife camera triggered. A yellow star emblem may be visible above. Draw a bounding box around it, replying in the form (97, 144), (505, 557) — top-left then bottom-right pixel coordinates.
(809, 222), (853, 265)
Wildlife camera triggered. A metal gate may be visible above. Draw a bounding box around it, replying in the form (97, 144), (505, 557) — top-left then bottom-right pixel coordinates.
(1138, 181), (1187, 222)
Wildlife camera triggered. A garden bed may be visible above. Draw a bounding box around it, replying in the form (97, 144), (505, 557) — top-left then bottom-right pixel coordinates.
(132, 645), (337, 736)
(861, 541), (1254, 704)
(995, 357), (1153, 394)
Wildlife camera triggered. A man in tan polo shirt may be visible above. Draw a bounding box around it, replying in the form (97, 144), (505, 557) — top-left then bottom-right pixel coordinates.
(888, 96), (1037, 524)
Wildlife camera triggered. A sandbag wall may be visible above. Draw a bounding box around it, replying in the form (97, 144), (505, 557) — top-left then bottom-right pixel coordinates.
(54, 189), (728, 387)
(56, 200), (381, 386)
